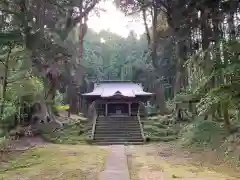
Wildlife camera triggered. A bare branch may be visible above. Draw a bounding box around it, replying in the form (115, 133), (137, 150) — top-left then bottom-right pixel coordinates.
(0, 59), (6, 66)
(62, 0), (99, 39)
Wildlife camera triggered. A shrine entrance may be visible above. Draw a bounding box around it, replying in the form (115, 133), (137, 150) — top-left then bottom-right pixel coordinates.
(95, 101), (142, 117)
(107, 103), (129, 116)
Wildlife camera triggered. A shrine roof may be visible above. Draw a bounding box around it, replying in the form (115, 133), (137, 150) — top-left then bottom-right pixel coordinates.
(82, 81), (153, 98)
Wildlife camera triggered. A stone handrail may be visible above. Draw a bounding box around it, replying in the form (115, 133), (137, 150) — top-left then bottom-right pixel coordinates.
(90, 112), (97, 140)
(137, 115), (145, 141)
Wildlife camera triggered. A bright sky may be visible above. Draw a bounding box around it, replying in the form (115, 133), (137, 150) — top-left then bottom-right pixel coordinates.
(88, 0), (145, 38)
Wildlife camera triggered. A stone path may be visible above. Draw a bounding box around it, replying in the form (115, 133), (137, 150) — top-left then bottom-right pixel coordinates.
(100, 145), (130, 180)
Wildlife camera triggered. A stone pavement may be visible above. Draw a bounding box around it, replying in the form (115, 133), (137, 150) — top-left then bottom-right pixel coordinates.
(99, 145), (130, 180)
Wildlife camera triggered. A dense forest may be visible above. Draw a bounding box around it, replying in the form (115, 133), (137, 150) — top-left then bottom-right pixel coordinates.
(83, 30), (148, 81)
(0, 0), (240, 155)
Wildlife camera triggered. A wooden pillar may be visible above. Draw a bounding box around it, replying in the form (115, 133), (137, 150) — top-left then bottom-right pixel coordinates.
(128, 103), (131, 116)
(105, 103), (108, 116)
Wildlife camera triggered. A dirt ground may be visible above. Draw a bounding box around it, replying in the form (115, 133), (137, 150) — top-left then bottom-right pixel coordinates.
(0, 138), (108, 180)
(126, 143), (240, 180)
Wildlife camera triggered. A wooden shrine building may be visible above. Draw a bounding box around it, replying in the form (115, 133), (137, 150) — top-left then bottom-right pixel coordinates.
(81, 80), (154, 144)
(82, 80), (153, 117)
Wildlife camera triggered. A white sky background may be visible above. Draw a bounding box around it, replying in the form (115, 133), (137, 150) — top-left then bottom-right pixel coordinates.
(88, 0), (145, 38)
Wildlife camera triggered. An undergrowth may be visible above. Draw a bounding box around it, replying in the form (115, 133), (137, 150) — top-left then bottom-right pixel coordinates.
(0, 137), (9, 151)
(40, 114), (89, 144)
(178, 119), (240, 167)
(178, 120), (228, 149)
(40, 123), (87, 144)
(143, 114), (240, 166)
(143, 115), (183, 142)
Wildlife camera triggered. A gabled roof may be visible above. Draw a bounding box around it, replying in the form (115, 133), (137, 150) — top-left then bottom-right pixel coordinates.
(82, 81), (153, 98)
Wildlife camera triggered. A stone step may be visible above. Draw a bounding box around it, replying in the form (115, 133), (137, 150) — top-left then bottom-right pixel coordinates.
(96, 121), (139, 124)
(94, 137), (143, 141)
(95, 129), (140, 131)
(93, 141), (144, 145)
(95, 128), (141, 130)
(95, 127), (141, 132)
(92, 141), (144, 146)
(96, 125), (140, 128)
(96, 121), (139, 123)
(93, 140), (144, 145)
(94, 134), (142, 137)
(94, 117), (143, 144)
(97, 125), (139, 127)
(98, 116), (133, 118)
(94, 133), (142, 137)
(95, 129), (141, 132)
(95, 131), (142, 135)
(96, 126), (139, 128)
(96, 122), (138, 125)
(97, 119), (137, 122)
(94, 131), (142, 135)
(92, 141), (144, 145)
(97, 118), (138, 122)
(98, 117), (136, 119)
(96, 122), (140, 125)
(97, 120), (135, 122)
(95, 136), (143, 140)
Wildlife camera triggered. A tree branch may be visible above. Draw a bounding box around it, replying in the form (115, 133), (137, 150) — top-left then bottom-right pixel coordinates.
(61, 0), (99, 40)
(0, 59), (6, 66)
(142, 8), (151, 46)
(127, 0), (169, 16)
(72, 0), (96, 24)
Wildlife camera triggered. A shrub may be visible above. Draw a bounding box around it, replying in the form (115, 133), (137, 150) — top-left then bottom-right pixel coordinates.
(40, 121), (86, 144)
(54, 105), (70, 112)
(178, 120), (228, 149)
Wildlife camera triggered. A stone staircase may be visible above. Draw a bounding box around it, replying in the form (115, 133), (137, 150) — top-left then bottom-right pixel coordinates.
(93, 116), (144, 145)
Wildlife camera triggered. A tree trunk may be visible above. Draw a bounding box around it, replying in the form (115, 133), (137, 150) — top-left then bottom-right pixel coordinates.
(156, 84), (169, 115)
(0, 44), (12, 122)
(212, 8), (222, 119)
(174, 39), (187, 95)
(222, 103), (231, 132)
(151, 5), (158, 69)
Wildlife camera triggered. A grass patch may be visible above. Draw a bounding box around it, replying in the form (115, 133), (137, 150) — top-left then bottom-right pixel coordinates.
(127, 154), (143, 180)
(126, 145), (239, 180)
(0, 144), (108, 180)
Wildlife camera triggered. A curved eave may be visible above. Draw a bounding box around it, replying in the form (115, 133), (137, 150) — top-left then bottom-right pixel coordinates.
(136, 92), (154, 96)
(81, 93), (154, 98)
(81, 93), (155, 97)
(81, 93), (99, 96)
